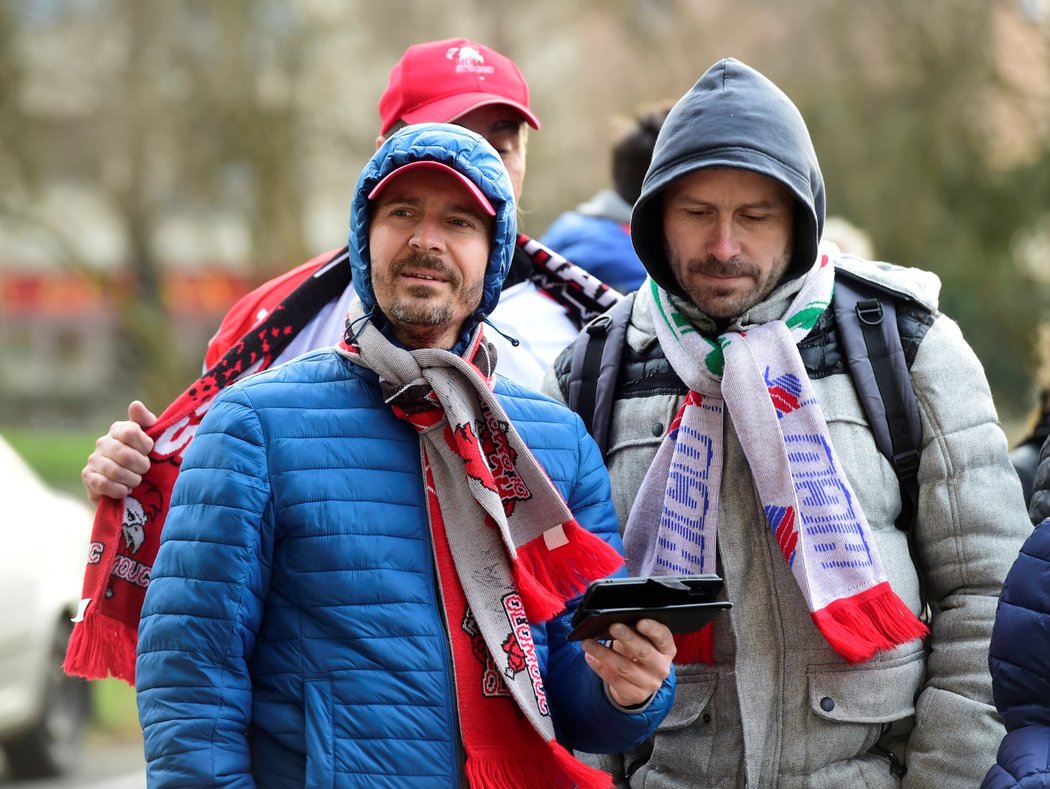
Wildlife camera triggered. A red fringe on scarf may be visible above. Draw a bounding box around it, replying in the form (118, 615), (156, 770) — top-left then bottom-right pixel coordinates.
(672, 623), (714, 666)
(466, 742), (613, 789)
(514, 520), (624, 622)
(63, 608), (137, 684)
(810, 581), (929, 664)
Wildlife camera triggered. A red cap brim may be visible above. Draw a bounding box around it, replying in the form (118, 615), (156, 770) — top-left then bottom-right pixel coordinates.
(399, 93), (541, 132)
(368, 160), (496, 216)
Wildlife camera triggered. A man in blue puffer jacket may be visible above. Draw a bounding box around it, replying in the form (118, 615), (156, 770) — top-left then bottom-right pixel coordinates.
(135, 122), (675, 788)
(984, 518), (1050, 788)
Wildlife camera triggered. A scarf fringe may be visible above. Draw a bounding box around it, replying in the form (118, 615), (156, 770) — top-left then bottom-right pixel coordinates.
(63, 607), (137, 684)
(672, 623), (714, 666)
(548, 740), (616, 789)
(810, 581), (929, 664)
(465, 743), (613, 789)
(515, 521), (624, 622)
(511, 563), (567, 623)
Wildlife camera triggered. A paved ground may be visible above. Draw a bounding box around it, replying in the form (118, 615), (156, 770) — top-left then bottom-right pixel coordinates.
(0, 732), (145, 788)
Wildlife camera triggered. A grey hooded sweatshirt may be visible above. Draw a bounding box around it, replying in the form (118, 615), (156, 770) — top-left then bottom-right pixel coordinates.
(631, 57), (825, 297)
(544, 58), (1030, 788)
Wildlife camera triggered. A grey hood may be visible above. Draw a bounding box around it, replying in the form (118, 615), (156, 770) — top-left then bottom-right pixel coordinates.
(631, 57), (825, 298)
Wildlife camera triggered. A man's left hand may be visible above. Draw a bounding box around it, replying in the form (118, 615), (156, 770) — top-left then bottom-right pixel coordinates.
(582, 619), (676, 708)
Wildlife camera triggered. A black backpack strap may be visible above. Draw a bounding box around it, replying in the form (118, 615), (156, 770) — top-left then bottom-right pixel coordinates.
(566, 292), (637, 458)
(833, 274), (922, 534)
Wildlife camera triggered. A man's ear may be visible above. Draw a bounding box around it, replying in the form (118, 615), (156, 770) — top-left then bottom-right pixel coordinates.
(375, 134), (385, 150)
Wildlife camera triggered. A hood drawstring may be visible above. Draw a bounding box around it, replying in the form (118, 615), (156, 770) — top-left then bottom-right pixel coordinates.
(477, 311), (521, 347)
(343, 307), (377, 347)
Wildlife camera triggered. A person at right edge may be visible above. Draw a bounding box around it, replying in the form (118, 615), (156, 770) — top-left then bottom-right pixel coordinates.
(544, 57), (1031, 787)
(1013, 324), (1050, 518)
(982, 516), (1050, 788)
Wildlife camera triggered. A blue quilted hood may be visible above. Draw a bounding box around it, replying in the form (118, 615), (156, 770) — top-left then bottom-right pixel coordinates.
(632, 58), (825, 297)
(348, 122), (517, 343)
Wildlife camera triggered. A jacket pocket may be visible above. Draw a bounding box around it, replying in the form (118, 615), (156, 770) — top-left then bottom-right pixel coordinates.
(807, 650), (923, 723)
(801, 649), (924, 774)
(303, 679), (335, 789)
(653, 666), (717, 730)
(623, 665), (719, 784)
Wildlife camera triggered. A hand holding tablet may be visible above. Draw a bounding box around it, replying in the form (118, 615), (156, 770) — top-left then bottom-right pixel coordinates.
(568, 574), (731, 641)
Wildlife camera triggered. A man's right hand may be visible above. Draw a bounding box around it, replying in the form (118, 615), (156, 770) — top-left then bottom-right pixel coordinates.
(82, 400), (158, 504)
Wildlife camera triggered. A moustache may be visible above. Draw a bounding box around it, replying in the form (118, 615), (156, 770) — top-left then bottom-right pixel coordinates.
(685, 256), (759, 279)
(389, 253), (461, 286)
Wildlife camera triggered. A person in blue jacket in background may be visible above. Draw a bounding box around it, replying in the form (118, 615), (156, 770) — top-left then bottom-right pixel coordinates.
(984, 517), (1050, 788)
(135, 123), (675, 788)
(541, 105), (669, 293)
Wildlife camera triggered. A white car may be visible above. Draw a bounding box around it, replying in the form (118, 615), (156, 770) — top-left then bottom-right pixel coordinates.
(0, 434), (93, 778)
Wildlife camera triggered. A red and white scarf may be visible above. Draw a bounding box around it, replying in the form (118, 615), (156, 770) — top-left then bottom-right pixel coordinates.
(63, 238), (620, 687)
(517, 234), (621, 326)
(63, 238), (621, 686)
(338, 299), (622, 789)
(623, 248), (928, 665)
(63, 253), (351, 683)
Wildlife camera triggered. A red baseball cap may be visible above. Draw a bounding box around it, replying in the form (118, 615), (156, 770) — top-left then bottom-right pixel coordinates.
(379, 38), (542, 136)
(368, 160), (496, 217)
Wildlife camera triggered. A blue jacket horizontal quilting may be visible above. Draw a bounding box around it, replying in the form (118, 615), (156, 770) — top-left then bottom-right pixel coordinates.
(136, 352), (673, 786)
(983, 518), (1050, 789)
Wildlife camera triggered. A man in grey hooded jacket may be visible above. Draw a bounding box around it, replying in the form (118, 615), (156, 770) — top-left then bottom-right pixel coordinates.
(544, 57), (1030, 788)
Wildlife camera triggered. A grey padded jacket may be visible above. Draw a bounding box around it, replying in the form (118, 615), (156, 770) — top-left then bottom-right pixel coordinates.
(544, 263), (1029, 787)
(542, 57), (1031, 788)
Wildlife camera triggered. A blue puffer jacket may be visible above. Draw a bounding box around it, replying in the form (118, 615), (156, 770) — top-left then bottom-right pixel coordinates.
(137, 354), (672, 787)
(136, 123), (674, 787)
(984, 518), (1050, 789)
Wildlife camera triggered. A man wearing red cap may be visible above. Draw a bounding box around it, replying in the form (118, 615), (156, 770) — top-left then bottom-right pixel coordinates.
(81, 38), (619, 502)
(378, 40), (541, 137)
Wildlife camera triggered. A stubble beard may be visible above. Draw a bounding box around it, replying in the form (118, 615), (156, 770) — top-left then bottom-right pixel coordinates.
(387, 294), (453, 328)
(379, 253), (484, 330)
(674, 248), (791, 320)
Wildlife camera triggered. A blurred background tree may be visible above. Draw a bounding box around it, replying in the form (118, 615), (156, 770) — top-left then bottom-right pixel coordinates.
(804, 0), (1050, 412)
(1, 0), (1047, 431)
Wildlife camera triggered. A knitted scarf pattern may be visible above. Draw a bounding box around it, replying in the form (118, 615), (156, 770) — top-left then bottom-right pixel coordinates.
(518, 234), (622, 327)
(337, 299), (621, 789)
(623, 250), (928, 665)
